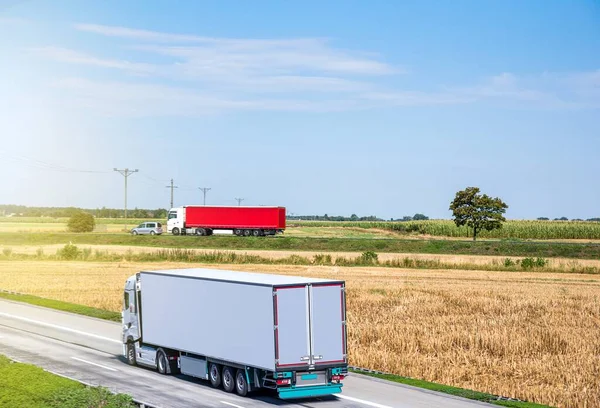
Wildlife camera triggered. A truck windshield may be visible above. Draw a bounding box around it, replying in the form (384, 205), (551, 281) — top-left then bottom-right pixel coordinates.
(168, 212), (177, 219)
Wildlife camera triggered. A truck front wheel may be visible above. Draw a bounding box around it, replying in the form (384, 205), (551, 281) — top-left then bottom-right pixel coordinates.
(157, 350), (168, 374)
(209, 363), (221, 388)
(172, 228), (180, 235)
(235, 369), (248, 396)
(222, 366), (236, 393)
(126, 342), (136, 366)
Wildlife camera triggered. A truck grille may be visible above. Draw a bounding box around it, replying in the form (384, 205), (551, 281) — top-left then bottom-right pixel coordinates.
(295, 371), (327, 386)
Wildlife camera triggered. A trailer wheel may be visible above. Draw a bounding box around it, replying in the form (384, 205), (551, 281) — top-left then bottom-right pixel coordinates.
(235, 369), (248, 397)
(157, 350), (168, 375)
(252, 230), (260, 237)
(243, 229), (251, 237)
(209, 363), (221, 388)
(234, 229), (241, 236)
(126, 342), (136, 366)
(222, 366), (236, 393)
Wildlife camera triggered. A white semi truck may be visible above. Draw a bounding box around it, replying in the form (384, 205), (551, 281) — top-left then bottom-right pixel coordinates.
(122, 268), (348, 399)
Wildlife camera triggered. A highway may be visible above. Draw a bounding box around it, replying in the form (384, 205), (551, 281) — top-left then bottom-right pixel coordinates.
(0, 298), (494, 408)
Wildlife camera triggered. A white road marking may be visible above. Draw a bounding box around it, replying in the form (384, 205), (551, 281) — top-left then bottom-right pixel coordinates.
(0, 312), (121, 344)
(72, 357), (118, 372)
(337, 394), (394, 408)
(220, 401), (246, 408)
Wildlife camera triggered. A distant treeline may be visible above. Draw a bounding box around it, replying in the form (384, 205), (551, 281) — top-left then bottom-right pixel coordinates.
(0, 205), (167, 219)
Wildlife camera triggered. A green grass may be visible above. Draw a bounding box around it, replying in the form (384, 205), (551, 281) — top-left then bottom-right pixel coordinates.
(2, 232), (600, 259)
(0, 354), (135, 408)
(352, 370), (552, 408)
(0, 292), (121, 322)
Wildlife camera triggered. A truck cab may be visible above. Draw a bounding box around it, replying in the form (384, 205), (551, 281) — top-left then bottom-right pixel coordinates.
(166, 207), (184, 235)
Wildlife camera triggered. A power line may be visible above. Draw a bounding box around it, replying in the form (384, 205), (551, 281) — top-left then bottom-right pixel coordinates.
(113, 168), (138, 221)
(198, 187), (211, 205)
(235, 198), (244, 206)
(165, 178), (178, 209)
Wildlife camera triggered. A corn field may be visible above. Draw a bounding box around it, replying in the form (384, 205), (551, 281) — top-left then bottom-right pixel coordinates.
(291, 220), (600, 240)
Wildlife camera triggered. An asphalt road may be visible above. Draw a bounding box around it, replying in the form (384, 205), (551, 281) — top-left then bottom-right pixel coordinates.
(0, 298), (494, 408)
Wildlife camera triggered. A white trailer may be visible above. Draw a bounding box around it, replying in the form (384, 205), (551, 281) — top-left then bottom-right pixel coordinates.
(121, 268), (348, 399)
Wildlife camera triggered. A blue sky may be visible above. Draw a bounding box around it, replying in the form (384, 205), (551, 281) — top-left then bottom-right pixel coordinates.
(0, 0), (599, 219)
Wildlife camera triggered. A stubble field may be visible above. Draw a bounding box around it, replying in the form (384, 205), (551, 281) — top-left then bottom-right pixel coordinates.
(0, 260), (598, 407)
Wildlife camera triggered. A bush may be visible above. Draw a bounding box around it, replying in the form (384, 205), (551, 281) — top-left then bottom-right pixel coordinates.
(67, 211), (95, 233)
(504, 258), (515, 267)
(360, 251), (379, 264)
(58, 243), (81, 260)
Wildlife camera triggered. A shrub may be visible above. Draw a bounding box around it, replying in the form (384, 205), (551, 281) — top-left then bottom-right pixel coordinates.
(67, 211), (95, 233)
(2, 248), (12, 257)
(58, 243), (81, 260)
(360, 251), (379, 264)
(504, 258), (515, 267)
(313, 254), (333, 265)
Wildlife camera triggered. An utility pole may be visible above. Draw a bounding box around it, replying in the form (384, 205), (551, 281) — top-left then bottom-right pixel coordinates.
(113, 168), (138, 220)
(198, 187), (211, 205)
(235, 198), (244, 206)
(165, 178), (178, 209)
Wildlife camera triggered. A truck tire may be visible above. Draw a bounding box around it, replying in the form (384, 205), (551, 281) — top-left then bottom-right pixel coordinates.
(252, 230), (260, 237)
(235, 369), (248, 397)
(234, 229), (241, 236)
(126, 342), (136, 366)
(157, 350), (168, 374)
(209, 363), (221, 388)
(195, 228), (205, 236)
(243, 229), (251, 237)
(222, 366), (236, 393)
(172, 228), (180, 235)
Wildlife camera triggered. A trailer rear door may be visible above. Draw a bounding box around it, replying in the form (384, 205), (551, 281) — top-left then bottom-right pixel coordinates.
(274, 286), (310, 368)
(274, 283), (346, 369)
(310, 284), (346, 365)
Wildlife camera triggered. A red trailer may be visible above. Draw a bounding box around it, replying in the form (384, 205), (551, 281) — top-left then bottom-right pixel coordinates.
(167, 205), (286, 236)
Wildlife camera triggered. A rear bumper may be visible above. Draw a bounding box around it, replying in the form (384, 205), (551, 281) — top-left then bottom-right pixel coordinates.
(278, 383), (343, 399)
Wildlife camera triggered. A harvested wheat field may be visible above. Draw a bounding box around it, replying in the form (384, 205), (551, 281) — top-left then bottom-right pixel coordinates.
(0, 260), (599, 407)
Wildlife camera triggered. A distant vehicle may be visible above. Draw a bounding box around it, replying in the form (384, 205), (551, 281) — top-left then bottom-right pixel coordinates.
(167, 205), (286, 236)
(122, 267), (348, 399)
(130, 221), (163, 235)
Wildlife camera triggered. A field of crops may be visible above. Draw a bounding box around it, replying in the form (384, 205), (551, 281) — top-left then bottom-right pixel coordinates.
(292, 219), (600, 240)
(3, 217), (600, 240)
(1, 261), (598, 408)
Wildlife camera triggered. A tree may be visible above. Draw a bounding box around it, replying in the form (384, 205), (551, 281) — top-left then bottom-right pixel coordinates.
(413, 213), (429, 220)
(67, 211), (95, 233)
(449, 187), (508, 241)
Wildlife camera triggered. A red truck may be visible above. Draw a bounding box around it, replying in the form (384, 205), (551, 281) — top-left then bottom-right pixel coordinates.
(166, 205), (286, 236)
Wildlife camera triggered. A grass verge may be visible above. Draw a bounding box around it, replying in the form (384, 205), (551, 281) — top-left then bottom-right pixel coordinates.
(0, 291), (121, 322)
(0, 291), (549, 407)
(2, 233), (600, 259)
(0, 354), (135, 408)
(352, 370), (552, 408)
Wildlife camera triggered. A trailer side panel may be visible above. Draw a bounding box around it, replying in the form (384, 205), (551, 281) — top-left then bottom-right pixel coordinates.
(140, 272), (276, 371)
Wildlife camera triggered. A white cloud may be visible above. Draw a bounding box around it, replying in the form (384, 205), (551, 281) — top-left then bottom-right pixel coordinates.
(21, 22), (600, 116)
(30, 46), (155, 75)
(75, 23), (398, 76)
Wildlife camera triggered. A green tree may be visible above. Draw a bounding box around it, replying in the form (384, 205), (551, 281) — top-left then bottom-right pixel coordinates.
(449, 187), (508, 241)
(413, 213), (429, 220)
(67, 211), (95, 233)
